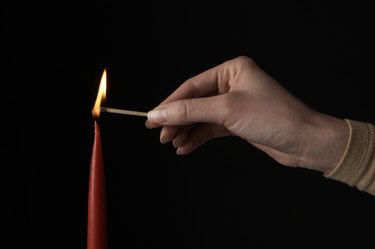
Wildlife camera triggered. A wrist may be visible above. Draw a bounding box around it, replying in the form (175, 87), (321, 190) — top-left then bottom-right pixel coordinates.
(300, 114), (350, 173)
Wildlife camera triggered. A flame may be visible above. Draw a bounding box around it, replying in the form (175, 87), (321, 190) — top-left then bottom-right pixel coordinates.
(92, 69), (107, 118)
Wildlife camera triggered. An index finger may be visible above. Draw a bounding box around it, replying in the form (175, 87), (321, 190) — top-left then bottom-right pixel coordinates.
(158, 64), (221, 106)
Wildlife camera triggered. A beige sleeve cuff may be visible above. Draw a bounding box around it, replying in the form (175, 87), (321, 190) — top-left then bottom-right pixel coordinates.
(324, 119), (375, 196)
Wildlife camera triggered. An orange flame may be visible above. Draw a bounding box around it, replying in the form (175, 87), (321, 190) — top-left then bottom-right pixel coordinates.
(92, 69), (107, 118)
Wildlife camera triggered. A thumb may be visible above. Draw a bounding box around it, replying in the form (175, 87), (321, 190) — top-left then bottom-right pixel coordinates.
(147, 96), (226, 126)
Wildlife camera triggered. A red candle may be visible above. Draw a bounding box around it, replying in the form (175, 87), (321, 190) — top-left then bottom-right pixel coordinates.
(88, 69), (108, 249)
(87, 121), (108, 249)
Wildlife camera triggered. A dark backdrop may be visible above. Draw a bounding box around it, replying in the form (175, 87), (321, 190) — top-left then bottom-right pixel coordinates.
(3, 1), (375, 249)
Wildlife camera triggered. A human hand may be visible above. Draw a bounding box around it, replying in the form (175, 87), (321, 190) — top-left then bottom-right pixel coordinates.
(146, 56), (349, 173)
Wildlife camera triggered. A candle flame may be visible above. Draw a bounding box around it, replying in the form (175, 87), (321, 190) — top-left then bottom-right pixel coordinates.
(92, 69), (107, 118)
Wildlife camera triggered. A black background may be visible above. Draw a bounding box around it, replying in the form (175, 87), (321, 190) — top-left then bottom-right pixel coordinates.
(3, 1), (375, 249)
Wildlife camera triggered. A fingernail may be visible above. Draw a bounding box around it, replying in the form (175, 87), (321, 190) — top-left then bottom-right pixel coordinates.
(172, 139), (178, 148)
(147, 109), (167, 123)
(160, 135), (166, 144)
(145, 120), (151, 129)
(176, 147), (181, 155)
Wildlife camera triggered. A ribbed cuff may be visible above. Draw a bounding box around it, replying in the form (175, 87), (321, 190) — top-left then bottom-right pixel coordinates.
(324, 119), (375, 195)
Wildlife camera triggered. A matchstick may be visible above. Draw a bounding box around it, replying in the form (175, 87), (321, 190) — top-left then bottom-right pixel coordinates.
(100, 107), (148, 117)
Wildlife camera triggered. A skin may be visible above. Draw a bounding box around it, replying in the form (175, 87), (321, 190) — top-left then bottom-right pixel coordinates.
(146, 56), (349, 174)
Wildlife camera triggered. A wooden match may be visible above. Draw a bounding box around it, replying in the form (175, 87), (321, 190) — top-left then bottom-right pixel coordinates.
(100, 107), (148, 117)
